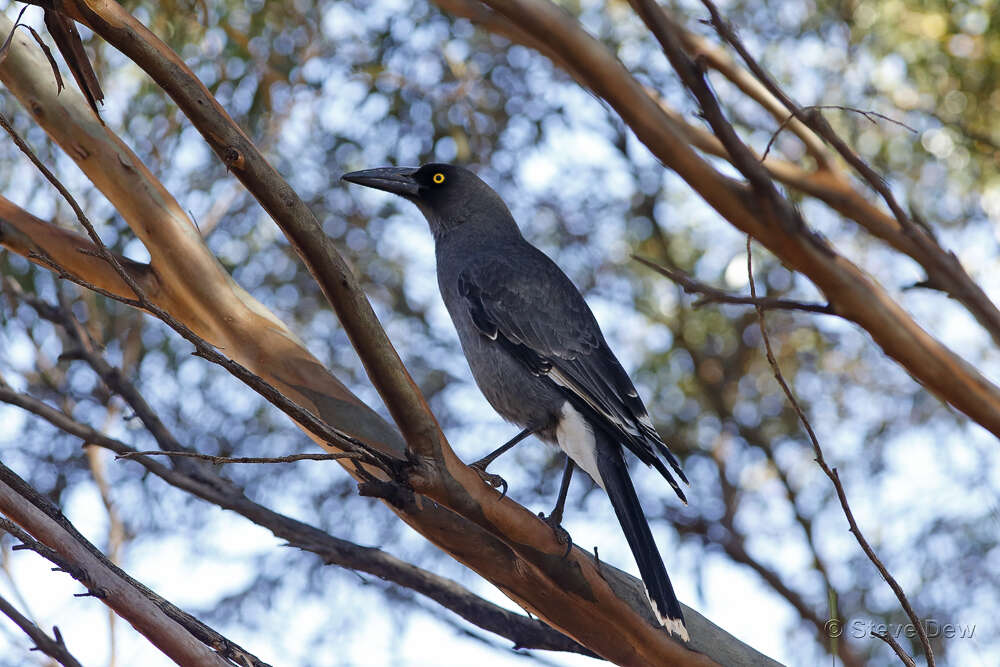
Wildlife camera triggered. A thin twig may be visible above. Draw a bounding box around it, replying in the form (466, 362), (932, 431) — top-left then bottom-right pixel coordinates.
(25, 251), (146, 309)
(747, 236), (933, 667)
(634, 254), (833, 314)
(762, 105), (916, 162)
(630, 0), (809, 239)
(115, 451), (367, 465)
(871, 631), (917, 667)
(0, 518), (80, 581)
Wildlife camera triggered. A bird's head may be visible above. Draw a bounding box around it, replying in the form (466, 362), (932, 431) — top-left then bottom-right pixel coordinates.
(341, 163), (518, 240)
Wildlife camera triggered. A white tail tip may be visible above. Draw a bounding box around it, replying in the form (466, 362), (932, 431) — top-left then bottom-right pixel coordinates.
(646, 586), (690, 642)
(663, 617), (690, 643)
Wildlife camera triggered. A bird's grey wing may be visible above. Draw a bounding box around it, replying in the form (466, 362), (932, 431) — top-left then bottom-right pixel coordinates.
(458, 255), (687, 500)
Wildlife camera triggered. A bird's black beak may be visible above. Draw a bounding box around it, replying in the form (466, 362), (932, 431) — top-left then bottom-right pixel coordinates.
(341, 166), (421, 198)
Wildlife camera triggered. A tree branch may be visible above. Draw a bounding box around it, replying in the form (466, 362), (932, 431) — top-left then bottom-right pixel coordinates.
(0, 464), (262, 666)
(439, 0), (992, 342)
(436, 1), (1000, 440)
(0, 7), (791, 663)
(116, 451), (367, 465)
(872, 630), (917, 667)
(0, 378), (594, 657)
(0, 16), (407, 461)
(746, 237), (934, 666)
(0, 593), (83, 667)
(698, 0), (1000, 347)
(662, 10), (831, 168)
(0, 200), (398, 483)
(634, 255), (833, 314)
(47, 0), (445, 464)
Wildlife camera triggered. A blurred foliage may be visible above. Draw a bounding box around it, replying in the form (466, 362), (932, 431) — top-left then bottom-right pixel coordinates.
(0, 0), (997, 665)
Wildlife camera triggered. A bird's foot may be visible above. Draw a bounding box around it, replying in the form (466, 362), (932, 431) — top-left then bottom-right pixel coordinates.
(469, 461), (508, 499)
(538, 511), (572, 558)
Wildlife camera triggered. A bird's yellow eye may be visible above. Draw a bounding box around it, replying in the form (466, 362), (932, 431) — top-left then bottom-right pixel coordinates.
(433, 172), (445, 184)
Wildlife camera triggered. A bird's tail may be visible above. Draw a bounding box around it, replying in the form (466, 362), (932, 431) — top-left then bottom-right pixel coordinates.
(595, 431), (688, 642)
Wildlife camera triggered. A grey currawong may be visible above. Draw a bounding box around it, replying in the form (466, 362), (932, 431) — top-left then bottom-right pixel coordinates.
(342, 163), (689, 639)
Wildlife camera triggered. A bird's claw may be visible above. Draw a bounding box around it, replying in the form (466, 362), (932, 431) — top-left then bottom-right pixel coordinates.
(539, 511), (572, 558)
(470, 462), (508, 499)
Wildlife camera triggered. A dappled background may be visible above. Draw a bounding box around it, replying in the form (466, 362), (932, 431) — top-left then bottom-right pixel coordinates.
(0, 0), (997, 665)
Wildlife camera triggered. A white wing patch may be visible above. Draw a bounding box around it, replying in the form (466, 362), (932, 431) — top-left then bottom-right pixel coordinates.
(555, 401), (604, 490)
(548, 367), (641, 439)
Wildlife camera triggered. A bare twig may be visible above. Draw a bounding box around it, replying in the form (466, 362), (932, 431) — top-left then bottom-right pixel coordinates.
(700, 1), (910, 228)
(871, 631), (917, 667)
(24, 251), (145, 309)
(0, 594), (83, 667)
(634, 254), (833, 314)
(0, 7), (64, 95)
(762, 105), (916, 162)
(115, 451), (367, 465)
(746, 236), (933, 667)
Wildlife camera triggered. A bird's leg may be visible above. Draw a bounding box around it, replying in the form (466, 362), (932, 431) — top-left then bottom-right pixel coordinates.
(539, 456), (574, 556)
(469, 427), (533, 498)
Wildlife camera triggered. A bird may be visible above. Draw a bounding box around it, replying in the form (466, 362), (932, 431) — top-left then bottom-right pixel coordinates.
(342, 163), (690, 640)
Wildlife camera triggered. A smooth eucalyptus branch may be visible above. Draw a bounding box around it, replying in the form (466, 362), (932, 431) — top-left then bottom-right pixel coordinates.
(0, 470), (263, 667)
(745, 237), (934, 667)
(436, 1), (1000, 356)
(452, 0), (1000, 440)
(36, 0), (446, 463)
(698, 0), (1000, 347)
(0, 113), (402, 481)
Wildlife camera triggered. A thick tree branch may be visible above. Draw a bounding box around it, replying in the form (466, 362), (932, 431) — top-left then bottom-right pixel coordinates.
(0, 17), (406, 461)
(697, 0), (1000, 348)
(437, 0), (985, 328)
(0, 8), (784, 664)
(0, 161), (398, 483)
(0, 195), (158, 297)
(465, 0), (1000, 440)
(0, 464), (261, 666)
(0, 378), (594, 657)
(45, 0), (445, 464)
(443, 0), (1000, 358)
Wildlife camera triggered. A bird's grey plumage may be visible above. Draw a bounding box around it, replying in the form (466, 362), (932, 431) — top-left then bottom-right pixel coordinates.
(342, 163), (689, 639)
